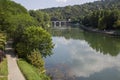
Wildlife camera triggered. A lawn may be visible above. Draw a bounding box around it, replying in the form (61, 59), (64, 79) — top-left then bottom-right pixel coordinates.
(17, 59), (50, 80)
(0, 77), (7, 80)
(0, 58), (8, 80)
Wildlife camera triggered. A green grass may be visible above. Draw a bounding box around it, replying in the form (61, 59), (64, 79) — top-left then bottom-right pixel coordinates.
(17, 59), (50, 80)
(0, 77), (7, 80)
(0, 58), (8, 80)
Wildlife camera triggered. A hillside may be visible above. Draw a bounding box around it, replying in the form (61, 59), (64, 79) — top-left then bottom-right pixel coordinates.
(40, 0), (120, 22)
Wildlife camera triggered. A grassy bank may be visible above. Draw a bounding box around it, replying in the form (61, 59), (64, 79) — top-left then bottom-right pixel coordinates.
(0, 58), (8, 80)
(17, 59), (50, 80)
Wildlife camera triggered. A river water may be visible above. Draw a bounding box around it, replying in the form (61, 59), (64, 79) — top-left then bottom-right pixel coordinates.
(45, 27), (120, 80)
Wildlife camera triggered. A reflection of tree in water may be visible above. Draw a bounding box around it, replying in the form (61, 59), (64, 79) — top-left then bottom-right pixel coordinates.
(46, 63), (76, 80)
(49, 28), (120, 56)
(50, 28), (120, 56)
(47, 28), (120, 80)
(83, 32), (120, 56)
(49, 28), (84, 40)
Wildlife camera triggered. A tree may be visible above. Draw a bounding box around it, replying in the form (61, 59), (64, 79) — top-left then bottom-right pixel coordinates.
(0, 0), (35, 37)
(15, 26), (54, 58)
(83, 9), (120, 30)
(41, 0), (120, 23)
(29, 10), (51, 29)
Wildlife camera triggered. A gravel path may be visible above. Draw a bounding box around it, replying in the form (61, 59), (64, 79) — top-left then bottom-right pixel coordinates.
(5, 40), (26, 80)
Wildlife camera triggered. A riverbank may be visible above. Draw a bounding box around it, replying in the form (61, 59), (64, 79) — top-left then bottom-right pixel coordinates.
(80, 25), (120, 36)
(17, 59), (50, 80)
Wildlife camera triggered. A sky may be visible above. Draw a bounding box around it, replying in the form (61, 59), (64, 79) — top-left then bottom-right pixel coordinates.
(12, 0), (98, 10)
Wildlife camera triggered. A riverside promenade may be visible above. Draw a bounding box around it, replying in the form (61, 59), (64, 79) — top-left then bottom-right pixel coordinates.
(5, 40), (25, 80)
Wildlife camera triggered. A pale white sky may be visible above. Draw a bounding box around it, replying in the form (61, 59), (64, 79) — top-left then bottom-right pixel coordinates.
(12, 0), (98, 10)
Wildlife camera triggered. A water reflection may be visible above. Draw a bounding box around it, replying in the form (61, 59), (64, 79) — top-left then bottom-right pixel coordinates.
(45, 28), (120, 80)
(49, 28), (84, 40)
(50, 28), (120, 56)
(83, 32), (120, 56)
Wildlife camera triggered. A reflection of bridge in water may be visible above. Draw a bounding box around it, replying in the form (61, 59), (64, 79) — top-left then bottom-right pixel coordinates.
(51, 21), (71, 27)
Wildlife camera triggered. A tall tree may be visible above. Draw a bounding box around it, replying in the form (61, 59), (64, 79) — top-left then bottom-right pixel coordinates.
(15, 26), (54, 57)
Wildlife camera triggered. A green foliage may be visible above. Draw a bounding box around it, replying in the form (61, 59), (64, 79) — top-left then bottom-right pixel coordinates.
(0, 0), (53, 79)
(29, 10), (51, 29)
(0, 58), (8, 76)
(16, 43), (27, 58)
(114, 20), (120, 28)
(15, 26), (54, 58)
(17, 59), (51, 80)
(41, 0), (120, 23)
(0, 33), (6, 51)
(27, 50), (45, 73)
(0, 0), (35, 37)
(82, 9), (120, 30)
(8, 14), (35, 36)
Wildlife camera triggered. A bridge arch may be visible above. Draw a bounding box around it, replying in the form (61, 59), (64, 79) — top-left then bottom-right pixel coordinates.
(51, 21), (70, 27)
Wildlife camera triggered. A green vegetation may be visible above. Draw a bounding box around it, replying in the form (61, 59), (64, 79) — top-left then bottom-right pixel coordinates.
(13, 22), (53, 79)
(0, 0), (34, 36)
(41, 0), (120, 24)
(29, 10), (51, 29)
(82, 9), (120, 30)
(0, 58), (8, 80)
(15, 26), (53, 58)
(40, 0), (120, 30)
(0, 59), (8, 76)
(0, 32), (7, 80)
(27, 50), (45, 73)
(0, 33), (6, 50)
(17, 59), (50, 80)
(2, 0), (120, 79)
(0, 0), (53, 79)
(0, 77), (7, 80)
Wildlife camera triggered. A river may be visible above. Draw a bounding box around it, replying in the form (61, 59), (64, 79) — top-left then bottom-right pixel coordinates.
(45, 27), (120, 80)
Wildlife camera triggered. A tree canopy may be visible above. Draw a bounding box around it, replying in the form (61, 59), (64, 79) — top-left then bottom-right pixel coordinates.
(82, 9), (120, 30)
(29, 10), (51, 29)
(40, 0), (120, 24)
(0, 1), (54, 75)
(15, 26), (54, 57)
(0, 0), (53, 58)
(0, 0), (35, 37)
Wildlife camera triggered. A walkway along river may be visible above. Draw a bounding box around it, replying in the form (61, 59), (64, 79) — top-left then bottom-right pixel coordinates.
(6, 40), (26, 80)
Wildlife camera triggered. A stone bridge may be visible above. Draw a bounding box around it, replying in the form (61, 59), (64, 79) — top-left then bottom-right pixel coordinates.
(51, 21), (71, 27)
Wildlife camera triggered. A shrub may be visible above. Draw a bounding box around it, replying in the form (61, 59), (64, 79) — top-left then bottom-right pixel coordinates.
(15, 42), (27, 58)
(27, 50), (45, 74)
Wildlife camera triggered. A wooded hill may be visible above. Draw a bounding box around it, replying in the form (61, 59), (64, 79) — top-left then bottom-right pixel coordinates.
(40, 0), (120, 23)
